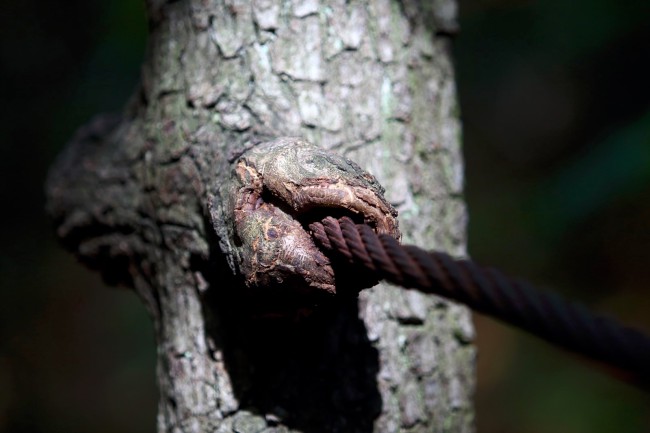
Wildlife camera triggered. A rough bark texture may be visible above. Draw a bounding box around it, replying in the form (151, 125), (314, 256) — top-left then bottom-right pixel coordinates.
(46, 1), (474, 432)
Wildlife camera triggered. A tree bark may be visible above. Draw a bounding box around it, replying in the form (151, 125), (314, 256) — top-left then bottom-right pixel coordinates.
(46, 1), (474, 432)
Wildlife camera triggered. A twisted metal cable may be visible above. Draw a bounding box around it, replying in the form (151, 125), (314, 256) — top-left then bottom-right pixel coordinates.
(310, 216), (650, 388)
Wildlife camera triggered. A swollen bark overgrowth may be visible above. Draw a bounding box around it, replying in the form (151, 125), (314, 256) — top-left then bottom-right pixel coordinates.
(46, 1), (474, 432)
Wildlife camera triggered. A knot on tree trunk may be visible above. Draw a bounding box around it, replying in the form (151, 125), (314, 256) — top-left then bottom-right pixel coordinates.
(226, 137), (400, 314)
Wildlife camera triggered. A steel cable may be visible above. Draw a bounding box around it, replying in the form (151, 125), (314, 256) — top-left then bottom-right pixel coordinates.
(309, 216), (650, 388)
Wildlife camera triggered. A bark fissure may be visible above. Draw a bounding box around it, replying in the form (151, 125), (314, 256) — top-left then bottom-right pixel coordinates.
(46, 0), (473, 432)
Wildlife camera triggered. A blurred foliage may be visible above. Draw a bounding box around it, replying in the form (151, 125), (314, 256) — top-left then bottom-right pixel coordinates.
(456, 0), (650, 431)
(0, 1), (155, 432)
(0, 0), (649, 432)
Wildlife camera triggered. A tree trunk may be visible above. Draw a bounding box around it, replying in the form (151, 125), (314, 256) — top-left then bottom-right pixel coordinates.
(46, 1), (474, 432)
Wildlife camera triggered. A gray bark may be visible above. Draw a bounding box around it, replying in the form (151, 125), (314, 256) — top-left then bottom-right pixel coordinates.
(46, 1), (474, 432)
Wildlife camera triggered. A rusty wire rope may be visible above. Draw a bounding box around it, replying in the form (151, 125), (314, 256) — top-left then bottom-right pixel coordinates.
(309, 216), (650, 388)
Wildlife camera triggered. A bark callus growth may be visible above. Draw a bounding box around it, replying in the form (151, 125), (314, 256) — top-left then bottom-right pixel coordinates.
(228, 137), (400, 315)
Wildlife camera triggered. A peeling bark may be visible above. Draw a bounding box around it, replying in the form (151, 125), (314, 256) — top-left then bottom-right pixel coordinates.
(46, 1), (474, 432)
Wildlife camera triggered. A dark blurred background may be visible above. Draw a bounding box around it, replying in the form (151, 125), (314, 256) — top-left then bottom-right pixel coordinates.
(0, 0), (648, 432)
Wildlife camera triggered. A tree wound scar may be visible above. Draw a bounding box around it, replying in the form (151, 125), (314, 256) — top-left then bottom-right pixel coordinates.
(229, 137), (400, 303)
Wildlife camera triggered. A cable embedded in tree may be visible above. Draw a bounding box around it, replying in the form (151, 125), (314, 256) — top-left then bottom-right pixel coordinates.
(310, 216), (650, 389)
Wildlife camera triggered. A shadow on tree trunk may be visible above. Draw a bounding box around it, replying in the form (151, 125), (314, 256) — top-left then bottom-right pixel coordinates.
(197, 231), (382, 433)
